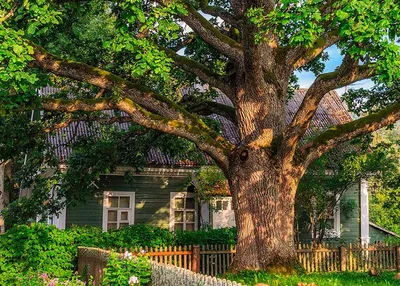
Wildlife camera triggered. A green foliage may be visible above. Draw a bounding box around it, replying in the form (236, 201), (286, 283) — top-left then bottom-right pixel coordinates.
(102, 224), (176, 249)
(343, 81), (400, 117)
(102, 252), (151, 286)
(193, 166), (229, 200)
(13, 273), (90, 286)
(0, 224), (75, 284)
(175, 227), (237, 246)
(296, 131), (400, 242)
(66, 225), (105, 248)
(246, 0), (400, 83)
(225, 270), (399, 286)
(65, 224), (237, 249)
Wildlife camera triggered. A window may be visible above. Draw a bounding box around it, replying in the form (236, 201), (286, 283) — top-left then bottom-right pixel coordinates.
(103, 192), (135, 231)
(311, 195), (341, 239)
(213, 198), (232, 211)
(170, 192), (197, 231)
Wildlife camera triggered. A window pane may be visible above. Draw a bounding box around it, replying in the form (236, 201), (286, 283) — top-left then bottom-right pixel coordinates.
(108, 210), (117, 222)
(186, 197), (195, 209)
(109, 197), (118, 208)
(186, 223), (195, 231)
(107, 223), (118, 230)
(174, 223), (183, 231)
(119, 223), (129, 228)
(121, 211), (129, 221)
(216, 200), (222, 211)
(325, 219), (334, 229)
(186, 211), (195, 222)
(120, 196), (130, 208)
(223, 200), (229, 210)
(174, 198), (184, 209)
(175, 211), (183, 222)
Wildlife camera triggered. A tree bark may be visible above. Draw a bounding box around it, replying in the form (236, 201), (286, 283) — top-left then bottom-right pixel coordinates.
(228, 148), (299, 273)
(0, 162), (8, 234)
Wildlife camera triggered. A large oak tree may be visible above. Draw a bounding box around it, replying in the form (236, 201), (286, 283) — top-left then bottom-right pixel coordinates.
(1, 0), (400, 272)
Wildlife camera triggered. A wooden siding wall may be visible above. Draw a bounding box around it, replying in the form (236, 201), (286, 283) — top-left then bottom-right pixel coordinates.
(340, 183), (360, 242)
(66, 175), (189, 228)
(369, 226), (396, 243)
(297, 183), (361, 244)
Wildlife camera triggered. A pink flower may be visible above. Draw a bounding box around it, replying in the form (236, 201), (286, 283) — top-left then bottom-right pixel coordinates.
(41, 273), (48, 279)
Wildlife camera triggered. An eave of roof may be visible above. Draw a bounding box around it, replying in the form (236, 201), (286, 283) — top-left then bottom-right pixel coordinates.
(369, 222), (400, 238)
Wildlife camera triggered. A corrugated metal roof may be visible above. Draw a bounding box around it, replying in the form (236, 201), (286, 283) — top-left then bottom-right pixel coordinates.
(43, 87), (352, 166)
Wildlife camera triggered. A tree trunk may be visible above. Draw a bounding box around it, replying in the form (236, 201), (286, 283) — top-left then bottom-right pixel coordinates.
(228, 148), (300, 273)
(0, 162), (7, 233)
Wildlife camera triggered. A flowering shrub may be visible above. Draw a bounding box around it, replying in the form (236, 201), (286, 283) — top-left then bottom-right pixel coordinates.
(102, 251), (151, 286)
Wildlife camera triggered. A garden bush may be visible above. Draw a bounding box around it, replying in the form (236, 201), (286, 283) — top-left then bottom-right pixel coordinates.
(66, 225), (106, 248)
(66, 224), (237, 249)
(13, 272), (90, 286)
(175, 227), (237, 246)
(0, 223), (236, 284)
(0, 224), (76, 284)
(102, 224), (176, 249)
(102, 251), (151, 286)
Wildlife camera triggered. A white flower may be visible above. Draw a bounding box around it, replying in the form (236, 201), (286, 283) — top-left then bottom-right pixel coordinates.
(140, 249), (146, 254)
(128, 276), (139, 285)
(124, 251), (133, 260)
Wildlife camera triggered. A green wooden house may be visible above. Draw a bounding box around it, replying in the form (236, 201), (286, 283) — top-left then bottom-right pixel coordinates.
(4, 87), (398, 244)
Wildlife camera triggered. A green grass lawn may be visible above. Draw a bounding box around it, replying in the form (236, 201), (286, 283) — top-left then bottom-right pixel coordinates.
(224, 271), (400, 286)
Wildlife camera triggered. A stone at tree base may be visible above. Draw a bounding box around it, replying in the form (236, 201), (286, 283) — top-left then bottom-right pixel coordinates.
(393, 273), (400, 280)
(369, 267), (382, 277)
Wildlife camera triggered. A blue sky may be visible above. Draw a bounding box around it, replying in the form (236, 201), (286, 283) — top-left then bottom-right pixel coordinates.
(296, 46), (375, 95)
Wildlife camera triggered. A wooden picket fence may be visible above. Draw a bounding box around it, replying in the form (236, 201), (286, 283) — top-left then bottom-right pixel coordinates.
(114, 243), (400, 276)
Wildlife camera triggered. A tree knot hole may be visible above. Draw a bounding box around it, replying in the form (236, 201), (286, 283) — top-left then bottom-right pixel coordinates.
(239, 149), (249, 162)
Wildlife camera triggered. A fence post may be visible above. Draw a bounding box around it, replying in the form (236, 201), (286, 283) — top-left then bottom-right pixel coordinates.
(340, 246), (348, 272)
(192, 245), (200, 273)
(396, 246), (400, 271)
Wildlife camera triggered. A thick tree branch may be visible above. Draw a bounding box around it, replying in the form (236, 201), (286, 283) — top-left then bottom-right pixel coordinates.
(30, 42), (235, 170)
(287, 30), (340, 70)
(283, 59), (376, 162)
(177, 1), (243, 62)
(44, 114), (134, 133)
(199, 0), (238, 27)
(162, 47), (235, 98)
(41, 97), (233, 172)
(299, 100), (400, 167)
(188, 101), (237, 124)
(30, 42), (217, 134)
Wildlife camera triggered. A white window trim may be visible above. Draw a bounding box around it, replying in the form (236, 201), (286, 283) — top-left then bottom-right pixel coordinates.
(311, 194), (341, 239)
(102, 191), (135, 232)
(211, 197), (233, 211)
(169, 192), (197, 231)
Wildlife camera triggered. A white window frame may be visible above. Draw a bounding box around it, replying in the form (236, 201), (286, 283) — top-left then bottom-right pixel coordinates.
(169, 192), (197, 231)
(312, 194), (341, 239)
(102, 191), (135, 232)
(212, 197), (233, 211)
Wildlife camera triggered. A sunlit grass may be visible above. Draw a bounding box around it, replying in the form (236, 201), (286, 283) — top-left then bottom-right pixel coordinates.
(224, 271), (399, 286)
